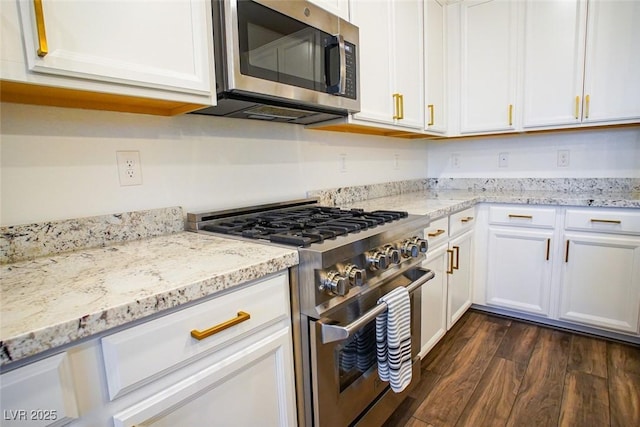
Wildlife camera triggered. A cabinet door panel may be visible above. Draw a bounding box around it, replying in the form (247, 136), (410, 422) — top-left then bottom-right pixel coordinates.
(560, 233), (640, 334)
(420, 245), (448, 357)
(425, 0), (446, 134)
(113, 329), (296, 427)
(583, 0), (640, 123)
(522, 0), (586, 128)
(350, 0), (393, 124)
(487, 228), (553, 316)
(460, 0), (518, 133)
(18, 0), (211, 94)
(448, 231), (473, 329)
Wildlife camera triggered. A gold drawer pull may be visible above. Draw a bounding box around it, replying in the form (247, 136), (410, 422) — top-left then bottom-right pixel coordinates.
(453, 245), (460, 270)
(546, 238), (550, 261)
(590, 218), (621, 224)
(508, 104), (513, 126)
(34, 0), (48, 57)
(508, 214), (533, 219)
(191, 311), (251, 341)
(428, 229), (446, 238)
(575, 96), (580, 119)
(585, 94), (590, 119)
(565, 240), (570, 263)
(427, 104), (434, 126)
(461, 216), (474, 223)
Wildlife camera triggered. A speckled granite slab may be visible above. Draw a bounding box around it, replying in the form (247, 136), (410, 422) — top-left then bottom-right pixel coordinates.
(1, 206), (185, 264)
(426, 178), (640, 193)
(0, 232), (298, 366)
(307, 179), (428, 206)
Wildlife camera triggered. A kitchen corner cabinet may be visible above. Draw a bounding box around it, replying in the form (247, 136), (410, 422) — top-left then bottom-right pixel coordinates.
(485, 206), (557, 316)
(308, 0), (349, 20)
(522, 0), (640, 128)
(350, 0), (424, 130)
(424, 0), (447, 135)
(420, 207), (475, 358)
(454, 0), (520, 134)
(0, 272), (297, 427)
(559, 209), (640, 334)
(0, 0), (214, 115)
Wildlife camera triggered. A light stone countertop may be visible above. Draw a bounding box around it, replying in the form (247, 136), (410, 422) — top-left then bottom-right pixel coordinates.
(0, 232), (298, 367)
(338, 189), (640, 217)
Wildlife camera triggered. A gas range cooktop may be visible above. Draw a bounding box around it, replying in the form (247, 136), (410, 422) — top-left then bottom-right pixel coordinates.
(187, 199), (410, 247)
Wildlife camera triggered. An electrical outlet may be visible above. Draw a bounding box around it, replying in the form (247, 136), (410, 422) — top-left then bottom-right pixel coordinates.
(499, 152), (509, 168)
(340, 153), (347, 173)
(557, 149), (570, 167)
(451, 153), (460, 169)
(116, 151), (142, 186)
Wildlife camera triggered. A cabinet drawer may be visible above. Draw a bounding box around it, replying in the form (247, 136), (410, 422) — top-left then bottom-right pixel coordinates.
(425, 216), (449, 249)
(489, 205), (556, 228)
(565, 209), (640, 235)
(101, 272), (289, 400)
(0, 353), (79, 426)
(449, 207), (476, 236)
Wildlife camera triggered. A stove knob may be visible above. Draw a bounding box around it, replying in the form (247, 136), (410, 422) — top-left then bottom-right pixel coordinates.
(367, 252), (389, 270)
(412, 237), (428, 253)
(401, 240), (420, 258)
(320, 271), (349, 296)
(344, 264), (366, 286)
(384, 245), (401, 264)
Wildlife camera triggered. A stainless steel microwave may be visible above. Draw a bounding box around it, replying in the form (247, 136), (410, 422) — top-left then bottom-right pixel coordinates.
(193, 0), (360, 124)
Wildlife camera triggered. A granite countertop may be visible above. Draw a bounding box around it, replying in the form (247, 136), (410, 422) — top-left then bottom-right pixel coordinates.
(338, 189), (640, 217)
(0, 231), (298, 367)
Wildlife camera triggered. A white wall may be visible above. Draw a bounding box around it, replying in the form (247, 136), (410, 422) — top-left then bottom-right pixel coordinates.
(0, 103), (428, 226)
(426, 127), (640, 178)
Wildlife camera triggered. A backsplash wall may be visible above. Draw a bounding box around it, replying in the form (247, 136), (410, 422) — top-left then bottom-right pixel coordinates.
(0, 103), (427, 226)
(1, 103), (638, 226)
(426, 127), (640, 178)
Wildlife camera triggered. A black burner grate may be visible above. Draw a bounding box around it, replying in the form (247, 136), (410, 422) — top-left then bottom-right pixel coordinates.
(201, 206), (408, 246)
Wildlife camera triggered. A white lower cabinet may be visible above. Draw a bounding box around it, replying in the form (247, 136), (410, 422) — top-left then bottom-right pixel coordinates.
(0, 271), (297, 427)
(485, 205), (557, 316)
(447, 230), (473, 328)
(560, 231), (640, 334)
(420, 209), (475, 357)
(112, 328), (295, 427)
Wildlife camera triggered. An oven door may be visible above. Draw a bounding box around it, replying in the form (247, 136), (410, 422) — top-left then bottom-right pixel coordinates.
(308, 268), (434, 427)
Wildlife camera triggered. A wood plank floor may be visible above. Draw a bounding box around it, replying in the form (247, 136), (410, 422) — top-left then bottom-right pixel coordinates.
(383, 311), (640, 427)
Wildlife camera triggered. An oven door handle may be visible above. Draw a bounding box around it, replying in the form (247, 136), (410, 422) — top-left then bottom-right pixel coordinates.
(319, 268), (435, 344)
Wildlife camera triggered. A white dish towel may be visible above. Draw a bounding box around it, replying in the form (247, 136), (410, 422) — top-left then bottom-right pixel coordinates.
(375, 286), (412, 393)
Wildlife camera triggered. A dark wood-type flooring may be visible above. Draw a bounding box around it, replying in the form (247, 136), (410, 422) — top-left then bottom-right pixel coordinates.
(383, 311), (640, 427)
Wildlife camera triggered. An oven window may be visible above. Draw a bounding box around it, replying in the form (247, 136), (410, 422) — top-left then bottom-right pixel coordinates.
(237, 0), (328, 92)
(337, 321), (377, 392)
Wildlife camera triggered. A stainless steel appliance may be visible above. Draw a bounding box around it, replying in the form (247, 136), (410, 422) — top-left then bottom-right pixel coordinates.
(187, 199), (433, 427)
(193, 0), (360, 124)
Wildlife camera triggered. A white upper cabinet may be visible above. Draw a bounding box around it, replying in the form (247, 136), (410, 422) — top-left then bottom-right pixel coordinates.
(582, 0), (640, 124)
(522, 0), (587, 128)
(523, 0), (640, 129)
(457, 0), (519, 134)
(350, 0), (424, 130)
(1, 0), (215, 114)
(424, 0), (447, 134)
(308, 0), (350, 20)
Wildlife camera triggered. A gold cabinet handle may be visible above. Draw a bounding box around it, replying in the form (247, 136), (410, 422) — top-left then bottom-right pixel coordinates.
(393, 93), (401, 120)
(508, 214), (533, 219)
(461, 216), (474, 223)
(428, 229), (446, 238)
(585, 94), (590, 119)
(546, 238), (550, 261)
(565, 240), (570, 263)
(575, 96), (580, 119)
(427, 104), (434, 126)
(508, 104), (513, 126)
(34, 0), (48, 57)
(446, 249), (454, 274)
(399, 94), (404, 120)
(190, 311), (250, 340)
(453, 245), (460, 270)
(590, 218), (621, 224)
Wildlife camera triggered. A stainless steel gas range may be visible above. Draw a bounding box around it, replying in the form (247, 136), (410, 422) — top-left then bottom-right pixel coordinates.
(187, 198), (433, 427)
